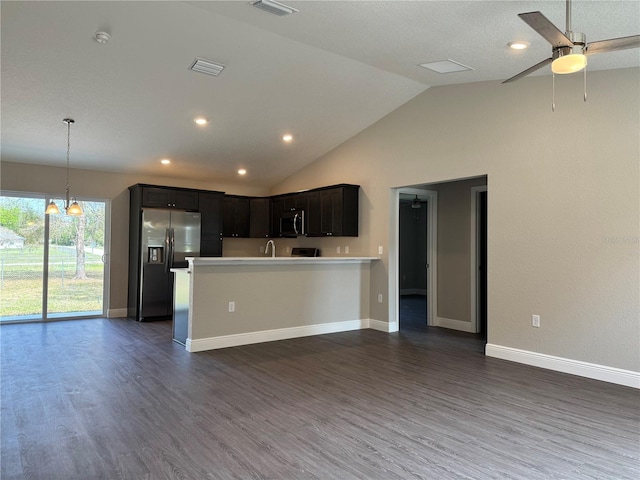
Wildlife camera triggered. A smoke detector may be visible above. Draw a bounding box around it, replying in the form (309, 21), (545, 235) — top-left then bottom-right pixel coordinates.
(94, 31), (111, 44)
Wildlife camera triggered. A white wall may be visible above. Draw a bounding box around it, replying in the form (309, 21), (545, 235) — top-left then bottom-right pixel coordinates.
(271, 68), (640, 372)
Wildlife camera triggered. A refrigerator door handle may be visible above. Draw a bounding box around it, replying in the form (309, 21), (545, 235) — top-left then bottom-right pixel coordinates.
(164, 228), (172, 272)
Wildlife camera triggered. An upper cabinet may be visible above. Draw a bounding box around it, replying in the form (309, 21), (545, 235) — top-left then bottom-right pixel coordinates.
(249, 197), (271, 238)
(306, 185), (359, 237)
(199, 192), (224, 257)
(222, 195), (250, 238)
(141, 186), (199, 210)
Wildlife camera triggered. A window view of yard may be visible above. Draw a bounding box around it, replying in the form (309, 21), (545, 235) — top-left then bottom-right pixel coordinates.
(0, 195), (105, 321)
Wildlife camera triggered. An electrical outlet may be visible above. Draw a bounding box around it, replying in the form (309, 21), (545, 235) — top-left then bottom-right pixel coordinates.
(377, 293), (383, 303)
(532, 314), (540, 328)
(345, 246), (349, 254)
(259, 246), (264, 254)
(229, 301), (235, 313)
(378, 246), (383, 255)
(336, 246), (341, 254)
(286, 246), (290, 253)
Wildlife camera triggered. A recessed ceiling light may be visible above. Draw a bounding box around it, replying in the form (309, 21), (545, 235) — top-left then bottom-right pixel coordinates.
(160, 159), (171, 165)
(282, 134), (293, 142)
(238, 169), (247, 175)
(508, 41), (530, 50)
(194, 117), (208, 126)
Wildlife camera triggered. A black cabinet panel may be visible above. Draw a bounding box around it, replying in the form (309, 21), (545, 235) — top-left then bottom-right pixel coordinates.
(306, 185), (359, 237)
(199, 192), (223, 256)
(270, 197), (283, 237)
(141, 187), (199, 210)
(250, 198), (271, 238)
(306, 191), (321, 237)
(223, 195), (250, 238)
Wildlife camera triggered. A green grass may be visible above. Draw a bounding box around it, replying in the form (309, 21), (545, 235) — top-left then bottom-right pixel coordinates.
(0, 246), (104, 317)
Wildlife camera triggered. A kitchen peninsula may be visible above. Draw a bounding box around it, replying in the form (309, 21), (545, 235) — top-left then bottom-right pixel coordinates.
(174, 256), (378, 352)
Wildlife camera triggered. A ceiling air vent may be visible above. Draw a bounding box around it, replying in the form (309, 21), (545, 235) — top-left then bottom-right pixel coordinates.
(251, 0), (298, 16)
(190, 57), (226, 77)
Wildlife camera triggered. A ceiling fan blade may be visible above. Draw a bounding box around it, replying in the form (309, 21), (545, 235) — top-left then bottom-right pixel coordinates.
(519, 11), (573, 47)
(586, 35), (640, 55)
(503, 58), (553, 83)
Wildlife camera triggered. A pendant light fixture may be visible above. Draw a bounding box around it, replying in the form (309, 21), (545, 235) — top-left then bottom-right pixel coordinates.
(45, 118), (83, 216)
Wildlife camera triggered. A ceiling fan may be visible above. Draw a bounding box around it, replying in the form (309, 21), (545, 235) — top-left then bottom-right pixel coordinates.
(503, 0), (640, 83)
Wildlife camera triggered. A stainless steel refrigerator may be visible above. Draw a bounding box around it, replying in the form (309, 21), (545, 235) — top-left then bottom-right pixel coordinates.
(132, 209), (200, 321)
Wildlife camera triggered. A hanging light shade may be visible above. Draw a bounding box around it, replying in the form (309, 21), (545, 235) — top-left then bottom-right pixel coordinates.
(412, 195), (421, 209)
(46, 118), (83, 216)
(45, 200), (61, 215)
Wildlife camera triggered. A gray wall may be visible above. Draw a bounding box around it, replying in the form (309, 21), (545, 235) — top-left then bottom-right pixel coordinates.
(271, 68), (640, 372)
(428, 177), (487, 323)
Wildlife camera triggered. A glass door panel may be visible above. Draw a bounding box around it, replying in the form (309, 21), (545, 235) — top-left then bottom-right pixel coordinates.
(0, 196), (45, 321)
(47, 200), (105, 318)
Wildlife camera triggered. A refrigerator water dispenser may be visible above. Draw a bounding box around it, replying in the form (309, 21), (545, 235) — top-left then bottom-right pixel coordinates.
(148, 246), (164, 264)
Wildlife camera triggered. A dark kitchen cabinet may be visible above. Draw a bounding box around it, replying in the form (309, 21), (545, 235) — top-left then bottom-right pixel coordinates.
(141, 186), (199, 210)
(223, 195), (250, 238)
(281, 193), (307, 212)
(270, 196), (283, 237)
(250, 197), (271, 238)
(308, 185), (359, 237)
(199, 192), (224, 256)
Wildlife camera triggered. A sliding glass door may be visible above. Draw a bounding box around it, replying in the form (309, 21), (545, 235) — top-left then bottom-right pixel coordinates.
(0, 193), (107, 322)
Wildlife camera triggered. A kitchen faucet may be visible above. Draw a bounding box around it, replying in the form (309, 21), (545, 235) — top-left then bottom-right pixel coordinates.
(265, 240), (276, 258)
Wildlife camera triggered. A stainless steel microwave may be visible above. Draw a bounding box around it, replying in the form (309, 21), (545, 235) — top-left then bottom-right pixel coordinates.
(280, 210), (305, 237)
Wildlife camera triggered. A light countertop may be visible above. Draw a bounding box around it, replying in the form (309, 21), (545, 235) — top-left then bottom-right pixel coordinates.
(187, 256), (379, 266)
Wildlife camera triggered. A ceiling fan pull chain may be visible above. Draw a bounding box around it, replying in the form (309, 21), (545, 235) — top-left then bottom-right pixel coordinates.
(583, 67), (587, 102)
(552, 73), (556, 112)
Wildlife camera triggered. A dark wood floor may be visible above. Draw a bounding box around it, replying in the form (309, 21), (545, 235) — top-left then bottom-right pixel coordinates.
(1, 317), (638, 479)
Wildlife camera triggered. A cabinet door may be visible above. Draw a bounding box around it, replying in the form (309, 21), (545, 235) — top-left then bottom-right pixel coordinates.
(319, 186), (359, 236)
(270, 197), (283, 237)
(141, 187), (173, 208)
(199, 192), (223, 256)
(172, 190), (199, 210)
(223, 196), (250, 238)
(141, 187), (199, 210)
(250, 198), (270, 238)
(305, 191), (321, 237)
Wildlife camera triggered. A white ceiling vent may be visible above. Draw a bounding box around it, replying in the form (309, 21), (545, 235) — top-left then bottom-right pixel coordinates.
(190, 57), (226, 77)
(251, 0), (298, 16)
(419, 59), (474, 74)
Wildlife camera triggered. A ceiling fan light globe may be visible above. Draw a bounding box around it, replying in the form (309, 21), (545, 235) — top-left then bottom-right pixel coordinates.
(552, 53), (587, 74)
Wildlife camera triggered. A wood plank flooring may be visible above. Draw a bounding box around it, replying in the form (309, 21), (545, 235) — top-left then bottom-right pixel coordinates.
(1, 318), (638, 479)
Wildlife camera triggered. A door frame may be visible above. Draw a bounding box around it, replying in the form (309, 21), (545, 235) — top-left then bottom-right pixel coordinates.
(390, 187), (438, 330)
(470, 185), (487, 334)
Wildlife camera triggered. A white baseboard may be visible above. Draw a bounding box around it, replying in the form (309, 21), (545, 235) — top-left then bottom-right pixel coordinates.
(186, 319), (369, 352)
(434, 316), (476, 333)
(486, 344), (640, 389)
(107, 308), (128, 318)
(370, 319), (398, 333)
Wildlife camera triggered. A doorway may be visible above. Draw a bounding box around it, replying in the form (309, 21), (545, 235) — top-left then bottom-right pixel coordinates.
(471, 186), (488, 338)
(391, 188), (437, 331)
(0, 193), (108, 322)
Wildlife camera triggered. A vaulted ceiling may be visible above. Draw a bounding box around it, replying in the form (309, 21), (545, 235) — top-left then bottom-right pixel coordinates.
(2, 1), (639, 187)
